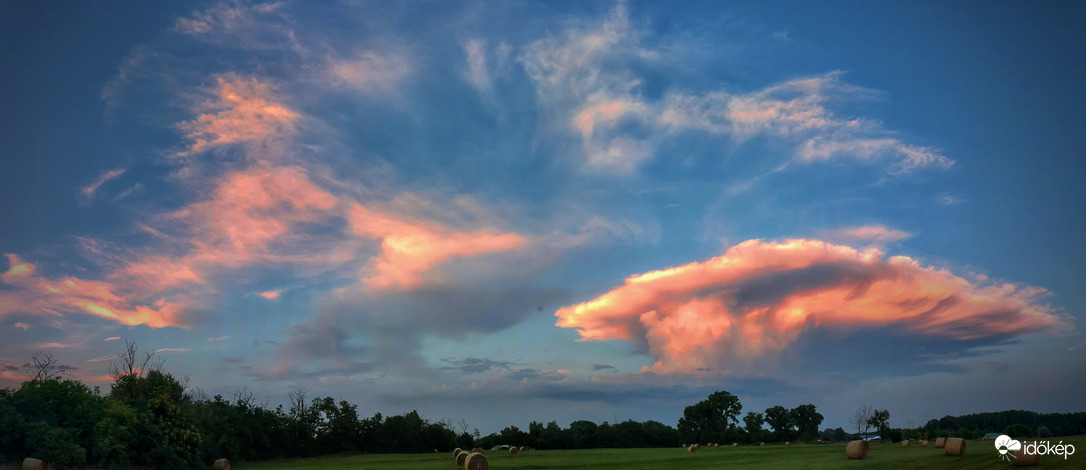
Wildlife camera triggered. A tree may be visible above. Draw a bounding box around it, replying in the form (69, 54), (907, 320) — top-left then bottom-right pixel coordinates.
(764, 405), (793, 441)
(23, 353), (72, 382)
(108, 340), (163, 379)
(743, 411), (765, 442)
(1004, 424), (1032, 438)
(790, 404), (824, 439)
(852, 404), (874, 436)
(677, 391), (743, 444)
(867, 409), (890, 437)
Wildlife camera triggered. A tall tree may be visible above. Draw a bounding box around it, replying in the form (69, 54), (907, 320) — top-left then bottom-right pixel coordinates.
(677, 391), (743, 444)
(790, 404), (824, 438)
(867, 409), (890, 435)
(743, 411), (765, 442)
(764, 405), (793, 440)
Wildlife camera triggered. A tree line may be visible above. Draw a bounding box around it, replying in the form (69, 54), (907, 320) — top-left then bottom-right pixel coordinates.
(677, 390), (825, 444)
(924, 410), (1086, 439)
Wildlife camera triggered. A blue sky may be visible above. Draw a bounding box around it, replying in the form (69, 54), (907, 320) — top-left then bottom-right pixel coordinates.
(2, 0), (1084, 433)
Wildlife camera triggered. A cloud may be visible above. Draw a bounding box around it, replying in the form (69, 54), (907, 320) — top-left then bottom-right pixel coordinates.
(324, 52), (411, 94)
(521, 6), (952, 176)
(79, 168), (127, 203)
(177, 74), (300, 157)
(257, 290), (281, 299)
(347, 203), (525, 290)
(821, 224), (913, 245)
(555, 239), (1070, 375)
(592, 364), (617, 371)
(463, 39), (491, 93)
(439, 357), (516, 374)
(104, 336), (120, 341)
(0, 254), (187, 328)
(14, 322), (29, 331)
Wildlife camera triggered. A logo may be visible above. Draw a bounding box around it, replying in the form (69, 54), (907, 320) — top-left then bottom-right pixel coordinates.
(994, 435), (1021, 462)
(994, 434), (1076, 461)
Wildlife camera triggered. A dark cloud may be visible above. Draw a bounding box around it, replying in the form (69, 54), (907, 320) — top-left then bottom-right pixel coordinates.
(439, 357), (517, 374)
(592, 364), (616, 371)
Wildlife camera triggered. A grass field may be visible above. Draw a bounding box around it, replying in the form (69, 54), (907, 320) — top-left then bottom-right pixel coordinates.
(239, 437), (1084, 470)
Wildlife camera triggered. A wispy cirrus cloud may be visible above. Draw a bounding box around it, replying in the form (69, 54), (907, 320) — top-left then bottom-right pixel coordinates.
(521, 5), (952, 176)
(556, 239), (1069, 375)
(79, 168), (127, 203)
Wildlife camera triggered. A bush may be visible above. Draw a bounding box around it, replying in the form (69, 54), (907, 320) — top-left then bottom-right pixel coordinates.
(1004, 424), (1033, 438)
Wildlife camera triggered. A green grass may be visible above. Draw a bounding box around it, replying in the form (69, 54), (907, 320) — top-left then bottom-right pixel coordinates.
(239, 437), (1085, 470)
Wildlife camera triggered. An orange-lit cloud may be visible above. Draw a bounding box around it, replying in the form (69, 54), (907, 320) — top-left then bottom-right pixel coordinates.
(555, 239), (1068, 375)
(177, 75), (299, 155)
(1, 254), (185, 328)
(257, 290), (281, 299)
(347, 203), (525, 289)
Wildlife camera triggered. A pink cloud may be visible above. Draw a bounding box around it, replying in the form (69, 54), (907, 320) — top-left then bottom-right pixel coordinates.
(822, 224), (913, 245)
(257, 290), (281, 299)
(555, 239), (1069, 375)
(0, 254), (186, 328)
(347, 203), (525, 289)
(177, 75), (299, 155)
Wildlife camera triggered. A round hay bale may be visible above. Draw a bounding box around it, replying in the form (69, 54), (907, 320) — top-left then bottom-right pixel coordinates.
(785, 441), (791, 446)
(456, 451), (470, 466)
(1013, 446), (1040, 467)
(213, 458), (230, 470)
(944, 437), (966, 456)
(934, 437), (946, 448)
(472, 447), (484, 453)
(920, 440), (928, 446)
(714, 443), (720, 447)
(687, 444), (697, 453)
(901, 440), (910, 447)
(732, 442), (738, 447)
(464, 452), (488, 470)
(509, 446), (519, 455)
(520, 446), (527, 452)
(759, 442), (765, 446)
(846, 440), (869, 460)
(22, 458), (43, 470)
(454, 448), (462, 457)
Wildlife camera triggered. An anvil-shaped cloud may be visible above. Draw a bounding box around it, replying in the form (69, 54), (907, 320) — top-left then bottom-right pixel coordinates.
(556, 239), (1069, 374)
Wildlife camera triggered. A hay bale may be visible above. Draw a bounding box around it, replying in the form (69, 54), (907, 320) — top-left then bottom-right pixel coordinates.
(920, 440), (928, 446)
(213, 458), (230, 470)
(454, 448), (462, 457)
(759, 442), (765, 446)
(732, 442), (738, 447)
(472, 447), (484, 453)
(687, 444), (697, 453)
(1013, 446), (1040, 467)
(846, 440), (869, 460)
(901, 440), (910, 447)
(509, 446), (519, 455)
(934, 437), (946, 448)
(944, 437), (966, 456)
(785, 441), (791, 446)
(456, 451), (470, 466)
(463, 452), (488, 470)
(714, 443), (720, 447)
(22, 458), (43, 470)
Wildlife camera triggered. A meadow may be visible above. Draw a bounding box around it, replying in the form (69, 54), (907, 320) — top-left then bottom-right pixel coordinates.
(239, 437), (1085, 470)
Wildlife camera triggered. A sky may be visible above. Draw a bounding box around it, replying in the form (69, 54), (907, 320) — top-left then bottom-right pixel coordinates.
(2, 0), (1084, 434)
